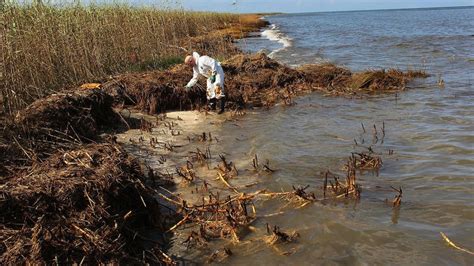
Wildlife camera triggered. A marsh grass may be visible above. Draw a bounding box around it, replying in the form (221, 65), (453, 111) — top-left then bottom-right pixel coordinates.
(2, 1), (239, 113)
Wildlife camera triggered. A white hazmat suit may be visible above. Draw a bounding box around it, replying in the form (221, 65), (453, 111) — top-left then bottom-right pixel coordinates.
(186, 52), (225, 100)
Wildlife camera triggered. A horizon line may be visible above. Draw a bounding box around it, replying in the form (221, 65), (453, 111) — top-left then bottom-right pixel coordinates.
(246, 5), (474, 15)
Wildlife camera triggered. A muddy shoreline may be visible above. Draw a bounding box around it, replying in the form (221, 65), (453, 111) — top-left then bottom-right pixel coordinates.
(1, 15), (429, 264)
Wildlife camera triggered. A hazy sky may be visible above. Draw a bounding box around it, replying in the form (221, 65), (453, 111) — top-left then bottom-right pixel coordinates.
(173, 0), (474, 13)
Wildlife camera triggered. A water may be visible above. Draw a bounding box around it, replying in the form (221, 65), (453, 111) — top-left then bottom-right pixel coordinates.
(121, 7), (474, 265)
(231, 7), (474, 265)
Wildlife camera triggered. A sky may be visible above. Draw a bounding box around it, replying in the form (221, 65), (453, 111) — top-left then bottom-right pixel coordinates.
(169, 0), (474, 13)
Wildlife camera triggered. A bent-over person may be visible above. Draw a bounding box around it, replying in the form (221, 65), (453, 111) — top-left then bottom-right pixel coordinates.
(184, 52), (226, 114)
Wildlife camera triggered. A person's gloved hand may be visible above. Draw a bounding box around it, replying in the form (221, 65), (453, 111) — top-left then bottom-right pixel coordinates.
(184, 84), (192, 90)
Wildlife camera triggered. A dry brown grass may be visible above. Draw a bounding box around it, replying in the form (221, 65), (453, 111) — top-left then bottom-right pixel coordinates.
(350, 69), (429, 91)
(0, 143), (170, 264)
(217, 14), (270, 38)
(2, 2), (241, 114)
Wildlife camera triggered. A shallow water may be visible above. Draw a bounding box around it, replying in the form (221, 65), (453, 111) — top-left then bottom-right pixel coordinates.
(122, 7), (473, 265)
(230, 7), (474, 265)
(210, 91), (473, 265)
(133, 88), (473, 264)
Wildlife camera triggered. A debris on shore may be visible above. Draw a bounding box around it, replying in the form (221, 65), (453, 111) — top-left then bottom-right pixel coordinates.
(0, 144), (171, 265)
(265, 224), (300, 245)
(0, 88), (405, 263)
(103, 52), (428, 113)
(1, 88), (122, 177)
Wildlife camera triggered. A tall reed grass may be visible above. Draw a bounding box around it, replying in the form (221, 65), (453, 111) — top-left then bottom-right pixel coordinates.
(1, 1), (239, 114)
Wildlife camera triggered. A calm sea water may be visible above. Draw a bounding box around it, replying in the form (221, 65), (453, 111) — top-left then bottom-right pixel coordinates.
(230, 7), (474, 265)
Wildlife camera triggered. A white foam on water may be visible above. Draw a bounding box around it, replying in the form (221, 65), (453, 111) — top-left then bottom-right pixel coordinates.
(261, 24), (293, 57)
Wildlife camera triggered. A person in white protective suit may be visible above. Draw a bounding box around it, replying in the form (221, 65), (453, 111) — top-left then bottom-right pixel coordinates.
(184, 52), (226, 114)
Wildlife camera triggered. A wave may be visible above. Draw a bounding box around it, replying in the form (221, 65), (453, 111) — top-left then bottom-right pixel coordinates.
(261, 24), (293, 57)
